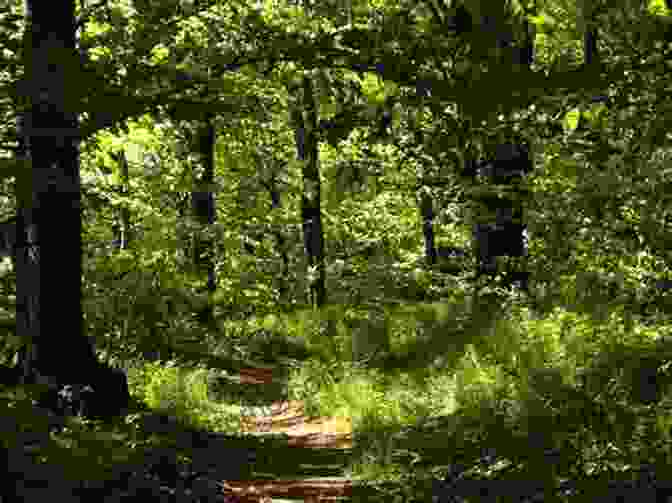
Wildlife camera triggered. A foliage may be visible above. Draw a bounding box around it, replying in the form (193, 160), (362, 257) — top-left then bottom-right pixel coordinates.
(2, 0), (672, 500)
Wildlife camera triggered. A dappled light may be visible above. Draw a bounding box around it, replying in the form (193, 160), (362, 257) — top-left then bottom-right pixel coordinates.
(1, 0), (672, 501)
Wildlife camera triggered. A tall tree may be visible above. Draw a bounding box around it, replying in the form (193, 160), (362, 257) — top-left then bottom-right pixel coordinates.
(14, 0), (129, 418)
(189, 112), (217, 326)
(469, 6), (534, 292)
(581, 0), (599, 67)
(292, 0), (328, 308)
(294, 75), (326, 307)
(412, 104), (438, 267)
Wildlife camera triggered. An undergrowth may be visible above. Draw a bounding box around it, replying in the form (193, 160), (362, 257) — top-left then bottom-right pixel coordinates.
(2, 292), (672, 501)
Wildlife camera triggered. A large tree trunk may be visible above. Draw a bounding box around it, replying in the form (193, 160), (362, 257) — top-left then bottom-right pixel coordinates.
(14, 0), (130, 420)
(17, 0), (90, 383)
(470, 12), (534, 292)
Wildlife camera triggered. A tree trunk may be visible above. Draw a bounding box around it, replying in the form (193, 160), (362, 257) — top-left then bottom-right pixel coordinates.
(419, 189), (437, 267)
(111, 150), (132, 250)
(15, 0), (130, 420)
(295, 76), (326, 308)
(190, 113), (217, 326)
(412, 103), (437, 268)
(582, 0), (599, 67)
(264, 170), (290, 304)
(471, 12), (534, 292)
(0, 217), (17, 263)
(117, 150), (131, 250)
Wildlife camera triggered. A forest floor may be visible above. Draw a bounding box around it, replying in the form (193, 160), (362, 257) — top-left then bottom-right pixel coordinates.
(237, 366), (353, 448)
(225, 365), (354, 502)
(1, 364), (365, 503)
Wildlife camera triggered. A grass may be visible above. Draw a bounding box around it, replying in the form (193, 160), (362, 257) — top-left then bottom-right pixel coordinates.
(2, 289), (672, 502)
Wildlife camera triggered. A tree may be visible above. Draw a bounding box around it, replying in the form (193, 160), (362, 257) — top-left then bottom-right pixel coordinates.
(419, 187), (437, 266)
(467, 7), (534, 293)
(411, 85), (438, 268)
(188, 113), (217, 326)
(109, 150), (132, 250)
(582, 0), (599, 67)
(293, 75), (327, 308)
(13, 0), (130, 419)
(0, 216), (17, 262)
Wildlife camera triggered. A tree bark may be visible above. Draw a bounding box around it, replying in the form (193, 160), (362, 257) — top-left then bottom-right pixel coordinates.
(412, 102), (437, 268)
(14, 0), (130, 419)
(17, 0), (91, 384)
(112, 151), (132, 250)
(582, 0), (598, 67)
(0, 217), (17, 262)
(295, 76), (326, 308)
(470, 12), (533, 292)
(419, 189), (437, 267)
(190, 113), (217, 326)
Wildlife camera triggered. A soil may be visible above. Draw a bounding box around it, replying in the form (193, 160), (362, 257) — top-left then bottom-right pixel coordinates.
(226, 366), (354, 502)
(237, 366), (352, 448)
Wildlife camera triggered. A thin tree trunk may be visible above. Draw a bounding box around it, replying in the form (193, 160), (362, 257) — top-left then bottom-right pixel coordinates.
(0, 218), (17, 263)
(265, 171), (290, 303)
(295, 76), (326, 307)
(420, 189), (437, 267)
(412, 102), (437, 267)
(110, 150), (131, 250)
(583, 0), (598, 67)
(295, 0), (326, 307)
(189, 113), (217, 325)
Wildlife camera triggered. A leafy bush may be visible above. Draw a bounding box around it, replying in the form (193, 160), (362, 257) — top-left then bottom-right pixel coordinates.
(127, 362), (242, 433)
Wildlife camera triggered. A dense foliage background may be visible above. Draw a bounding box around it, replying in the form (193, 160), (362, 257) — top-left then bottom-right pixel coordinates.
(1, 0), (672, 501)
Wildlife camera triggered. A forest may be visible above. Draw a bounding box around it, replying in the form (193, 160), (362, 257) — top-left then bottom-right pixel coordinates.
(1, 0), (672, 501)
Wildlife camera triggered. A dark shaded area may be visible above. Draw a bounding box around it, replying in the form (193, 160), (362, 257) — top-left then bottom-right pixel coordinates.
(473, 221), (526, 258)
(471, 142), (530, 292)
(0, 363), (22, 388)
(430, 474), (669, 503)
(436, 246), (467, 259)
(0, 217), (16, 259)
(420, 191), (437, 266)
(32, 362), (131, 423)
(434, 246), (470, 274)
(463, 7), (533, 294)
(295, 77), (327, 307)
(447, 4), (473, 35)
(478, 143), (532, 184)
(190, 115), (217, 326)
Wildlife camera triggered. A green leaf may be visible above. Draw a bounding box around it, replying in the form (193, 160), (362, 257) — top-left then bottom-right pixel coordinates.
(360, 73), (386, 105)
(563, 108), (581, 132)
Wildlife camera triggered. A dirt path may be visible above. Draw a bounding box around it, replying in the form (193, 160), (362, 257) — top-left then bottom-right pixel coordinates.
(237, 366), (353, 449)
(224, 366), (354, 502)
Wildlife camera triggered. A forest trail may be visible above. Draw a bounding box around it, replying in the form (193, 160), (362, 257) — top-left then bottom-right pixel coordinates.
(238, 366), (353, 448)
(224, 366), (354, 502)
